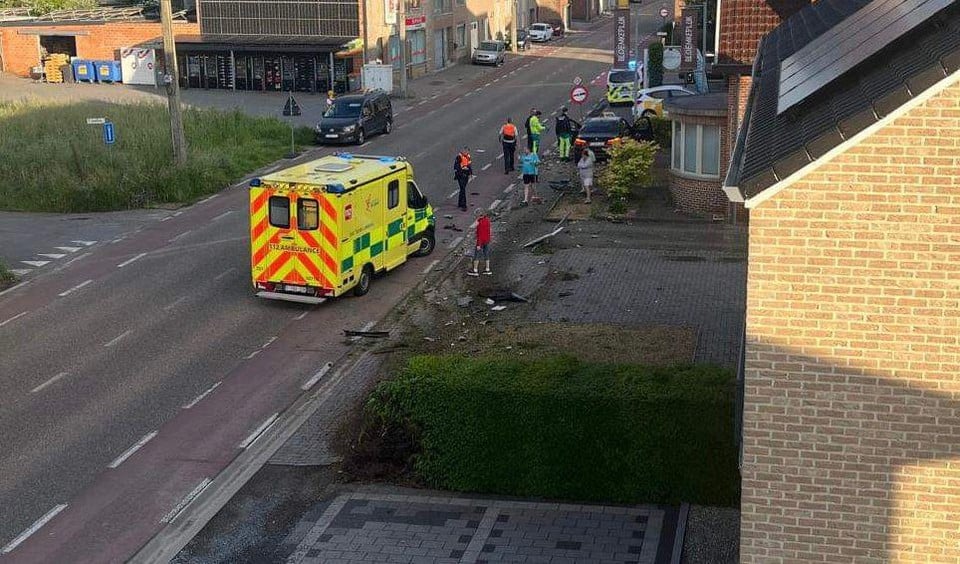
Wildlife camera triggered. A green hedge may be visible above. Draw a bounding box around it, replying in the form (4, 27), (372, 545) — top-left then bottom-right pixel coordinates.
(367, 355), (739, 506)
(648, 42), (664, 88)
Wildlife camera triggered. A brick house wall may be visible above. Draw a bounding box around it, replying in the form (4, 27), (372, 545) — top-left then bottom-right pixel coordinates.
(0, 21), (199, 77)
(668, 110), (728, 216)
(740, 77), (960, 562)
(715, 0), (810, 67)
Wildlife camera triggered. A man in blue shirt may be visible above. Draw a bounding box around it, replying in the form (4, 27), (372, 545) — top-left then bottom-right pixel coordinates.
(519, 148), (540, 206)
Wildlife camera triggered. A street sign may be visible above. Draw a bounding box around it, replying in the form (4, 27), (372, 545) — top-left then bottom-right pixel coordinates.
(103, 121), (116, 145)
(573, 76), (583, 86)
(659, 6), (670, 18)
(570, 85), (588, 105)
(282, 95), (302, 117)
(86, 117), (106, 125)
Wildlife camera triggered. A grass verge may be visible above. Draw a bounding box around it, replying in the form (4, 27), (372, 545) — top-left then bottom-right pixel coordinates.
(0, 100), (315, 212)
(0, 259), (17, 290)
(351, 354), (739, 507)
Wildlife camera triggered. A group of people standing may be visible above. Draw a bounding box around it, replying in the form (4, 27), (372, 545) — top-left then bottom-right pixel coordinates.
(455, 104), (598, 275)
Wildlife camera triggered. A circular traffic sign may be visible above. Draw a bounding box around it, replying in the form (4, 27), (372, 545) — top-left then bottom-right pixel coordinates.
(573, 76), (583, 86)
(659, 6), (670, 17)
(570, 85), (588, 104)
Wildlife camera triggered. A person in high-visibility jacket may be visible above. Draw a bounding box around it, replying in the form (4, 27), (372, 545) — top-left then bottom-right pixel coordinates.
(554, 107), (580, 161)
(529, 110), (545, 154)
(499, 118), (518, 174)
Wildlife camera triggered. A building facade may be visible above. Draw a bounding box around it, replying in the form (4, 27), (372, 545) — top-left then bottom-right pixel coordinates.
(724, 0), (960, 560)
(663, 92), (727, 216)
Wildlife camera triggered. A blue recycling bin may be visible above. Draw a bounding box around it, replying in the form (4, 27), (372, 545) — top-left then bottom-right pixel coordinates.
(94, 60), (122, 83)
(73, 60), (95, 82)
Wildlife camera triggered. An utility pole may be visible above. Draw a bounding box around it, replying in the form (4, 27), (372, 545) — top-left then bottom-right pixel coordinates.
(397, 0), (408, 97)
(160, 0), (187, 166)
(510, 0), (518, 53)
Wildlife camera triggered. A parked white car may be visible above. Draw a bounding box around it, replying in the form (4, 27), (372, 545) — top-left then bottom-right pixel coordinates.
(631, 85), (697, 118)
(527, 23), (554, 42)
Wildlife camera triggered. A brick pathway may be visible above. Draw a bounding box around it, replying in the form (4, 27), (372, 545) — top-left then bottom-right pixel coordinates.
(286, 491), (671, 564)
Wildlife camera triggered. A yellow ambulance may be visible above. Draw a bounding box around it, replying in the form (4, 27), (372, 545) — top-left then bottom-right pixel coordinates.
(249, 153), (435, 304)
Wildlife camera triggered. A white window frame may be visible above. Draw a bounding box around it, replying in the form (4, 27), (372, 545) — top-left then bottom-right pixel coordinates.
(671, 121), (721, 180)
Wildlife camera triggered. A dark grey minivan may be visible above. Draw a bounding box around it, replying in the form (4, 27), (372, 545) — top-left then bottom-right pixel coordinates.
(315, 91), (393, 145)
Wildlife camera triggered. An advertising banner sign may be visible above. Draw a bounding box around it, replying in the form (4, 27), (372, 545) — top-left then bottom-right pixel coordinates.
(680, 7), (697, 71)
(614, 8), (630, 67)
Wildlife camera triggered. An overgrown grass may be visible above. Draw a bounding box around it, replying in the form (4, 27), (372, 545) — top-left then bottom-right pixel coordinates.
(357, 355), (739, 506)
(0, 100), (314, 212)
(0, 259), (17, 289)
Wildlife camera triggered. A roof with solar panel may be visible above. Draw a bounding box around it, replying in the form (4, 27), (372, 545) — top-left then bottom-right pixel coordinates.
(724, 0), (960, 201)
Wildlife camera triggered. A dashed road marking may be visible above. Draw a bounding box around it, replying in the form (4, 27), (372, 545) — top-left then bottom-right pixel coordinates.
(421, 258), (440, 275)
(481, 163), (492, 171)
(214, 267), (237, 281)
(108, 431), (158, 468)
(182, 381), (221, 409)
(163, 296), (188, 311)
(2, 504), (67, 554)
(447, 189), (458, 199)
(160, 478), (211, 524)
(484, 82), (492, 87)
(496, 153), (504, 160)
(71, 240), (97, 246)
(58, 279), (92, 297)
(21, 260), (49, 268)
(169, 230), (193, 243)
(293, 311), (309, 321)
(104, 329), (132, 348)
(37, 253), (66, 259)
(261, 336), (277, 348)
(30, 371), (68, 394)
(117, 252), (147, 268)
(243, 350), (261, 360)
(10, 269), (31, 276)
(212, 211), (234, 221)
(302, 362), (333, 391)
(197, 194), (219, 204)
(0, 311), (28, 328)
(238, 413), (279, 449)
(489, 199), (502, 210)
(64, 252), (90, 266)
(55, 246), (82, 253)
(448, 235), (464, 249)
(504, 183), (516, 194)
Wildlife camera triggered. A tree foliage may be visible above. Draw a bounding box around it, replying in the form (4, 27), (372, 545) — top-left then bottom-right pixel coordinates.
(648, 41), (664, 88)
(0, 0), (97, 16)
(598, 138), (658, 213)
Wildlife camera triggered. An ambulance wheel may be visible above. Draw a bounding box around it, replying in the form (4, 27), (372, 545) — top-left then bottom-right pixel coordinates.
(356, 128), (366, 145)
(354, 264), (374, 296)
(413, 230), (435, 257)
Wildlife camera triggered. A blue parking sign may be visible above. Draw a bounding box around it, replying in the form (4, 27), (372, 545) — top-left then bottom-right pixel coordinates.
(103, 121), (116, 145)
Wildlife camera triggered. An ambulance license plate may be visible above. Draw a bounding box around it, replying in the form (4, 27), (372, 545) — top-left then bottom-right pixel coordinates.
(283, 284), (310, 294)
(324, 134), (338, 138)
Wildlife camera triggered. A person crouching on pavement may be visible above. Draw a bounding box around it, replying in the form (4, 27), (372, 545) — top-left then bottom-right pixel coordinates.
(468, 208), (492, 276)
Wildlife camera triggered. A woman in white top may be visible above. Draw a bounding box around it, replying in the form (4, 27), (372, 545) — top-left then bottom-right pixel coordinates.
(577, 148), (596, 204)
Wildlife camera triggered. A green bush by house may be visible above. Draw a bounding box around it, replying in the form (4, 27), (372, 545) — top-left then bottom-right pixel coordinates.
(366, 355), (739, 507)
(0, 101), (314, 213)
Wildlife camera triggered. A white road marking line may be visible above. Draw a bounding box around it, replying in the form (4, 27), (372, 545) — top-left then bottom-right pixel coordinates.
(463, 92), (472, 97)
(104, 330), (132, 348)
(10, 269), (31, 276)
(107, 431), (158, 469)
(468, 175), (476, 183)
(504, 183), (516, 194)
(173, 211), (184, 217)
(417, 100), (428, 105)
(421, 258), (440, 275)
(481, 163), (492, 171)
(31, 371), (69, 393)
(169, 230), (193, 242)
(448, 235), (464, 249)
(65, 252), (91, 266)
(163, 296), (188, 311)
(37, 253), (66, 259)
(469, 220), (478, 229)
(261, 336), (277, 348)
(111, 238), (124, 244)
(71, 240), (97, 246)
(21, 260), (49, 268)
(453, 97), (462, 102)
(496, 153), (504, 160)
(359, 142), (370, 147)
(475, 149), (486, 153)
(431, 94), (439, 99)
(0, 311), (28, 328)
(55, 246), (82, 253)
(301, 362), (333, 391)
(447, 189), (458, 199)
(489, 199), (502, 210)
(2, 504), (68, 554)
(160, 216), (173, 222)
(550, 110), (558, 116)
(212, 211), (234, 221)
(243, 350), (261, 360)
(197, 194), (219, 204)
(117, 252), (147, 268)
(493, 77), (500, 82)
(0, 280), (29, 297)
(160, 478), (211, 524)
(214, 267), (237, 281)
(58, 279), (92, 297)
(484, 82), (492, 87)
(412, 151), (427, 159)
(182, 381), (221, 409)
(293, 311), (309, 321)
(238, 413), (279, 449)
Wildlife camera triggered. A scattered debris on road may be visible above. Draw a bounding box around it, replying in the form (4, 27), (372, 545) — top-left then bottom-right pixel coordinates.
(344, 329), (391, 338)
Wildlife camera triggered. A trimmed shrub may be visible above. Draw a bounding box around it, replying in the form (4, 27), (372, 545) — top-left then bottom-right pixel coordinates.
(598, 138), (658, 212)
(365, 355), (739, 506)
(648, 42), (664, 88)
(650, 116), (672, 150)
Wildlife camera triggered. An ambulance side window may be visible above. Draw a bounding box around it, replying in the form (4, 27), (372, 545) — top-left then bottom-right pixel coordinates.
(387, 180), (400, 209)
(269, 196), (290, 228)
(298, 199), (319, 230)
(408, 181), (426, 208)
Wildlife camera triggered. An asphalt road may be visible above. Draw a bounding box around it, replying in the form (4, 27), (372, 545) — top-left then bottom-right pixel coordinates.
(0, 17), (626, 563)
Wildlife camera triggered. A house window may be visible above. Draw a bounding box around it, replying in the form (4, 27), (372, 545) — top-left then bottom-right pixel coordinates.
(671, 121), (721, 178)
(456, 24), (466, 48)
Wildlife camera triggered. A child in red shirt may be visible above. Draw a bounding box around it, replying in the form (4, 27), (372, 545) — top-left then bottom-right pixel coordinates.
(468, 208), (492, 276)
